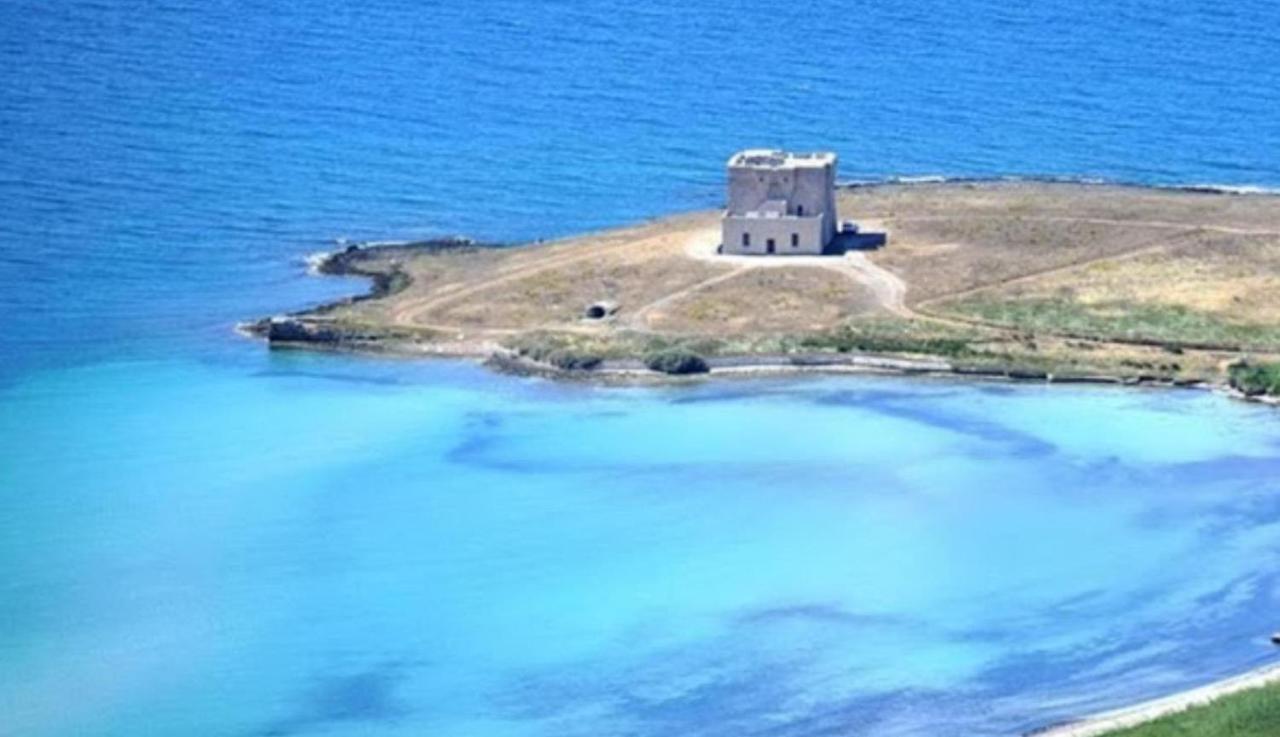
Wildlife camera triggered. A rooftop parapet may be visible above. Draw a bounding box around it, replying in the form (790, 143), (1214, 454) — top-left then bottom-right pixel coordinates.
(728, 149), (837, 169)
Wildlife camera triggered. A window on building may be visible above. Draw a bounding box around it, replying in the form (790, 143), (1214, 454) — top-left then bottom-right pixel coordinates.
(797, 204), (804, 216)
(742, 233), (750, 247)
(791, 233), (799, 247)
(766, 238), (776, 254)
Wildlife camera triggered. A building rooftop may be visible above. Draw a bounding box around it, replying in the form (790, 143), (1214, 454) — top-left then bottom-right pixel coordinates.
(728, 149), (836, 169)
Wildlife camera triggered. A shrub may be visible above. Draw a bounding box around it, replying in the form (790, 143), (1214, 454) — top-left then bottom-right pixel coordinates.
(799, 327), (972, 358)
(1228, 361), (1280, 397)
(509, 335), (603, 371)
(545, 350), (603, 371)
(644, 349), (710, 375)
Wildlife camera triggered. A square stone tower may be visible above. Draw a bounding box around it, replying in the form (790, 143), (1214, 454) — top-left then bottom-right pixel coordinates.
(722, 149), (838, 256)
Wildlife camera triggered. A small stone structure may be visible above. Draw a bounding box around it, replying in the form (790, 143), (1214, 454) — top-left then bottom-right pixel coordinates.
(722, 149), (838, 256)
(584, 300), (619, 319)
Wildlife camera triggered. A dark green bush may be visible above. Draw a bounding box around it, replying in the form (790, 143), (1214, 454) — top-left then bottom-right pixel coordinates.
(545, 350), (603, 371)
(644, 349), (710, 375)
(1229, 361), (1280, 397)
(507, 333), (607, 371)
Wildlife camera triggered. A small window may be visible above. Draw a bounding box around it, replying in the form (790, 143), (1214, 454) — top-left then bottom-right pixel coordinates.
(791, 233), (799, 247)
(742, 233), (750, 247)
(797, 204), (804, 216)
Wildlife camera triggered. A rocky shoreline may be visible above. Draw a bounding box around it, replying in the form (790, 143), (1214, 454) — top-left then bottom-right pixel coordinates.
(242, 236), (488, 345)
(244, 297), (1225, 397)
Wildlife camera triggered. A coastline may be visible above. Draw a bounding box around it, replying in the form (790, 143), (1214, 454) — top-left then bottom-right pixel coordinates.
(245, 323), (1267, 410)
(482, 346), (1216, 391)
(1029, 662), (1280, 736)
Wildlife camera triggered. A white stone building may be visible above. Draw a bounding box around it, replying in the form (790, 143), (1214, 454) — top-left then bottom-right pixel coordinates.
(722, 149), (838, 256)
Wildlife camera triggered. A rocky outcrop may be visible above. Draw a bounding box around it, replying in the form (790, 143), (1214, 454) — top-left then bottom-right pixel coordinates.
(266, 318), (344, 344)
(308, 237), (493, 313)
(243, 237), (503, 348)
(244, 317), (381, 348)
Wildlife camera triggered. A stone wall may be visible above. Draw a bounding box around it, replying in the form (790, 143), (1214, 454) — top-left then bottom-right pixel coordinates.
(722, 214), (825, 255)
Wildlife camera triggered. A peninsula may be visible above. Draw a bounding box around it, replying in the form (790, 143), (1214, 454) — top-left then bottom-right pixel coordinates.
(244, 165), (1280, 734)
(247, 173), (1280, 399)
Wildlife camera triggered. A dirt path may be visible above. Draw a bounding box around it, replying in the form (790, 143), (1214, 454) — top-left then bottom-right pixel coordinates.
(895, 228), (1280, 357)
(681, 224), (913, 318)
(623, 266), (749, 329)
(380, 207), (1277, 353)
(887, 213), (1280, 237)
(912, 229), (1202, 311)
(839, 252), (912, 318)
(389, 226), (703, 327)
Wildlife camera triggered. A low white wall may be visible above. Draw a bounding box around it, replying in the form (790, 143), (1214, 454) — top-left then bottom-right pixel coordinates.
(722, 215), (824, 255)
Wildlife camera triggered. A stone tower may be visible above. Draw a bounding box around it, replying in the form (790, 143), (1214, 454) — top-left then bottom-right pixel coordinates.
(721, 149), (838, 256)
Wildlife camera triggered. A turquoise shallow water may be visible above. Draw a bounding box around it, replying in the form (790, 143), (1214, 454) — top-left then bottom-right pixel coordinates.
(5, 0), (1280, 734)
(4, 353), (1280, 736)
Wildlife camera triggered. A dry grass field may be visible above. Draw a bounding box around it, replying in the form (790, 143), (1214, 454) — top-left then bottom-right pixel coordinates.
(267, 182), (1280, 383)
(646, 267), (882, 333)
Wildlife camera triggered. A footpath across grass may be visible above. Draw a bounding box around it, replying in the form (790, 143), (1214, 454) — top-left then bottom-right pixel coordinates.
(1101, 681), (1280, 737)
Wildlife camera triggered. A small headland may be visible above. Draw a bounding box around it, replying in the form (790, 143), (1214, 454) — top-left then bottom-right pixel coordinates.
(244, 181), (1280, 400)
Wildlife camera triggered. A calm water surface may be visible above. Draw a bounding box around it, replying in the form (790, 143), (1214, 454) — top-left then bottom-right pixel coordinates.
(3, 1), (1280, 735)
(4, 359), (1280, 736)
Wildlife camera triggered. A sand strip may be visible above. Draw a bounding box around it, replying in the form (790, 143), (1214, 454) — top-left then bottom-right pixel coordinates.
(1031, 661), (1280, 736)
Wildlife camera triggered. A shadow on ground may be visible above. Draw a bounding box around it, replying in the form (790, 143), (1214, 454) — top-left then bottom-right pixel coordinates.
(825, 231), (888, 254)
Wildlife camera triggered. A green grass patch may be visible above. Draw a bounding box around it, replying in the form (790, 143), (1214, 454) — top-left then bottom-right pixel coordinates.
(943, 297), (1280, 351)
(504, 332), (612, 370)
(541, 350), (603, 371)
(797, 320), (979, 359)
(1229, 361), (1280, 397)
(503, 331), (728, 372)
(1099, 681), (1280, 737)
(635, 334), (727, 357)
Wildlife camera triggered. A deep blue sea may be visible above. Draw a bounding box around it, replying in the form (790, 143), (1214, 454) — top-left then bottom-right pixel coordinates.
(3, 2), (1280, 735)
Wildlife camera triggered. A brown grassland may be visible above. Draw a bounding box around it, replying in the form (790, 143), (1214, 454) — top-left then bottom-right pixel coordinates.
(254, 182), (1280, 387)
